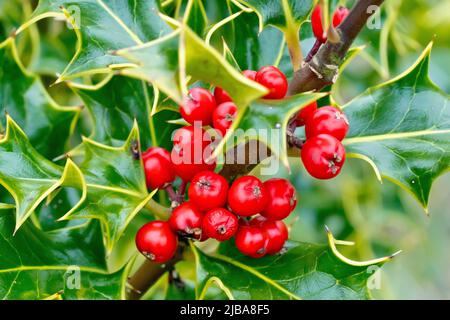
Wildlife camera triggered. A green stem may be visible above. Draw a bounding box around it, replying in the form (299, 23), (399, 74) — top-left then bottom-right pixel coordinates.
(144, 199), (171, 220)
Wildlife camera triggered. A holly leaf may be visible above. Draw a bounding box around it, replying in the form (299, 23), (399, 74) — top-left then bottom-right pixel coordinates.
(116, 26), (267, 106)
(192, 229), (398, 300)
(216, 92), (327, 170)
(0, 116), (84, 231)
(24, 0), (171, 81)
(0, 209), (131, 300)
(342, 43), (450, 212)
(61, 123), (156, 253)
(0, 38), (80, 159)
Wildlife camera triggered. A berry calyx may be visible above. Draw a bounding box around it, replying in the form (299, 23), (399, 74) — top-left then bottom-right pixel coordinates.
(262, 178), (297, 221)
(332, 6), (349, 27)
(168, 202), (203, 239)
(242, 70), (257, 81)
(188, 171), (229, 212)
(301, 134), (346, 179)
(214, 87), (232, 105)
(171, 126), (216, 181)
(180, 88), (216, 126)
(142, 147), (175, 190)
(250, 218), (288, 255)
(212, 102), (238, 136)
(296, 101), (318, 127)
(235, 225), (268, 258)
(255, 66), (288, 99)
(305, 106), (349, 141)
(228, 176), (269, 217)
(203, 208), (238, 241)
(135, 221), (178, 263)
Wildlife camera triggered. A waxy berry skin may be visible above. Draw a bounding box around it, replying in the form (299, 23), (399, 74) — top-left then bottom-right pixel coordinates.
(255, 66), (288, 100)
(171, 126), (216, 181)
(180, 88), (216, 126)
(312, 5), (350, 43)
(188, 171), (229, 212)
(214, 87), (233, 105)
(235, 225), (268, 258)
(301, 134), (346, 180)
(202, 208), (239, 241)
(135, 221), (178, 263)
(168, 202), (203, 239)
(262, 178), (297, 221)
(142, 147), (175, 190)
(296, 101), (318, 127)
(251, 218), (288, 255)
(212, 102), (238, 136)
(242, 70), (257, 81)
(228, 176), (269, 217)
(305, 106), (349, 141)
(332, 7), (349, 27)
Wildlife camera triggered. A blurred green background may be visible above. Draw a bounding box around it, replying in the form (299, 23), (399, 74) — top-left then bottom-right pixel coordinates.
(1, 0), (449, 299)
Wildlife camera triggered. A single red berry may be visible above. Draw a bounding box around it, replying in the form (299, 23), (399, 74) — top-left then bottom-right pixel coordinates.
(180, 88), (216, 126)
(188, 171), (229, 212)
(212, 102), (238, 136)
(332, 6), (349, 27)
(301, 134), (346, 179)
(214, 87), (233, 105)
(305, 106), (349, 141)
(202, 208), (238, 241)
(311, 5), (326, 43)
(228, 176), (269, 217)
(235, 225), (268, 258)
(171, 126), (216, 181)
(262, 178), (297, 221)
(296, 101), (318, 127)
(142, 147), (175, 190)
(250, 217), (288, 255)
(255, 66), (288, 99)
(135, 221), (178, 263)
(168, 202), (203, 239)
(242, 70), (257, 81)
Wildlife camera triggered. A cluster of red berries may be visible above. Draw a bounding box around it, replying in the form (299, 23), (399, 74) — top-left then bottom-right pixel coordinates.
(311, 4), (349, 43)
(180, 65), (288, 136)
(136, 169), (297, 262)
(296, 103), (349, 179)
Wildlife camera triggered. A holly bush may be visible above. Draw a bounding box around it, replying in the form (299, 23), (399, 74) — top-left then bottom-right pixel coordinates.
(0, 0), (448, 300)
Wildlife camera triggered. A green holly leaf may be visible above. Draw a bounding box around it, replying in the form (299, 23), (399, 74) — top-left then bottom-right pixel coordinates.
(0, 209), (131, 300)
(0, 116), (84, 231)
(23, 0), (171, 81)
(61, 123), (156, 253)
(216, 92), (327, 170)
(0, 38), (80, 159)
(342, 43), (450, 212)
(116, 26), (267, 106)
(192, 229), (398, 300)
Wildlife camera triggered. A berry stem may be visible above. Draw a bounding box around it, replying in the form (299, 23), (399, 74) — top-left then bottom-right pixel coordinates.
(305, 39), (322, 63)
(165, 185), (181, 206)
(178, 181), (187, 199)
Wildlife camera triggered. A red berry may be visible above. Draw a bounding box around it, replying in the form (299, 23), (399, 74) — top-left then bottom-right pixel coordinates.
(296, 101), (318, 127)
(332, 6), (349, 27)
(188, 171), (229, 212)
(168, 202), (203, 239)
(228, 176), (269, 217)
(235, 225), (268, 258)
(255, 66), (288, 99)
(262, 178), (297, 221)
(142, 147), (175, 189)
(214, 87), (232, 105)
(242, 70), (257, 81)
(202, 208), (238, 241)
(311, 5), (326, 43)
(212, 102), (238, 136)
(135, 221), (178, 263)
(305, 106), (349, 141)
(252, 218), (288, 255)
(171, 126), (216, 181)
(180, 88), (216, 126)
(301, 134), (346, 179)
